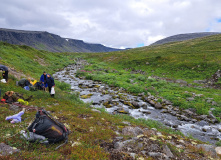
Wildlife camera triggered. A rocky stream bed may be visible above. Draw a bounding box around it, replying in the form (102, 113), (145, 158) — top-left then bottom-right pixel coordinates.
(53, 60), (221, 146)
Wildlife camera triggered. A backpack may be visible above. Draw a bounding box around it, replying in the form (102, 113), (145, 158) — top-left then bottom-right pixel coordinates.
(28, 109), (69, 148)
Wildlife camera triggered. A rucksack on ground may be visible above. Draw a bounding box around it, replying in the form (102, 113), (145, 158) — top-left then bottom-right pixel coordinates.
(27, 109), (69, 148)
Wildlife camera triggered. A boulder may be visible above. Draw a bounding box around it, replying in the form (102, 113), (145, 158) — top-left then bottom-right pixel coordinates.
(0, 143), (20, 156)
(154, 103), (163, 109)
(197, 144), (217, 158)
(149, 100), (155, 106)
(215, 147), (221, 155)
(122, 127), (144, 136)
(131, 101), (140, 109)
(162, 145), (174, 158)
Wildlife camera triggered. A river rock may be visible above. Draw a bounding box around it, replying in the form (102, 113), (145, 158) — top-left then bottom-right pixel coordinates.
(154, 103), (163, 109)
(149, 100), (155, 106)
(0, 143), (20, 156)
(122, 127), (144, 136)
(131, 101), (140, 109)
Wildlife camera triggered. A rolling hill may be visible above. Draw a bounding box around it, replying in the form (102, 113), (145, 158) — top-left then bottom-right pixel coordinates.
(151, 32), (221, 46)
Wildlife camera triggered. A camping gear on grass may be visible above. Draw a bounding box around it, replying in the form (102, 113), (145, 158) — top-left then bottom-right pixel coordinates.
(27, 109), (69, 149)
(51, 87), (55, 95)
(5, 109), (25, 123)
(1, 79), (6, 83)
(20, 130), (49, 144)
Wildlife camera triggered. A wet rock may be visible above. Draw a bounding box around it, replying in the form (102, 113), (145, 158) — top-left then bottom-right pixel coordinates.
(0, 143), (20, 156)
(197, 115), (208, 120)
(142, 111), (151, 115)
(180, 115), (190, 121)
(117, 108), (129, 114)
(197, 144), (217, 158)
(162, 145), (174, 158)
(149, 100), (155, 106)
(154, 103), (163, 109)
(131, 101), (140, 109)
(139, 102), (147, 109)
(202, 128), (207, 132)
(122, 127), (144, 136)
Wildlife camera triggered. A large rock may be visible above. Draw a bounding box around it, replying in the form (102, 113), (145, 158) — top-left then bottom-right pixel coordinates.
(131, 101), (140, 109)
(215, 147), (221, 155)
(197, 144), (217, 158)
(122, 127), (144, 136)
(0, 143), (20, 156)
(163, 145), (174, 158)
(154, 103), (163, 109)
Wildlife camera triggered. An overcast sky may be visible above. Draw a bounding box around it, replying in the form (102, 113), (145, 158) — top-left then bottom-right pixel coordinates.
(0, 0), (221, 48)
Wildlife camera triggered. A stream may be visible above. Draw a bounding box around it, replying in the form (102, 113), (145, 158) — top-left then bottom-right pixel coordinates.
(53, 60), (221, 145)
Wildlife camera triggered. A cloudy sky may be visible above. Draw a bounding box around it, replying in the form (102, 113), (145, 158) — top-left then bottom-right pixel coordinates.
(0, 0), (221, 48)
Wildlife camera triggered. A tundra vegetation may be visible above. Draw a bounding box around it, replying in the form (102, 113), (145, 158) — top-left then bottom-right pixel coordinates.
(0, 34), (221, 159)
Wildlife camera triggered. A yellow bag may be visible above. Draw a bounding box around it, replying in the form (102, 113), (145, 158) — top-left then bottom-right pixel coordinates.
(30, 80), (37, 86)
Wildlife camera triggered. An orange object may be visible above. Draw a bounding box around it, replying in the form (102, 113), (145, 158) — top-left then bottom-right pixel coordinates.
(1, 99), (6, 104)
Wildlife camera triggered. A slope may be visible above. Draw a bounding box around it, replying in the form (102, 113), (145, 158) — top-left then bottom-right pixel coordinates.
(0, 28), (120, 53)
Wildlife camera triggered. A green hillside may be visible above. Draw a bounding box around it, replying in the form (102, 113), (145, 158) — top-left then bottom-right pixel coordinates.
(76, 35), (221, 117)
(0, 38), (220, 159)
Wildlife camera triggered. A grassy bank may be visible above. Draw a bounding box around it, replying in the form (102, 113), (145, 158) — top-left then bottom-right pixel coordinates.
(0, 42), (187, 159)
(74, 35), (221, 117)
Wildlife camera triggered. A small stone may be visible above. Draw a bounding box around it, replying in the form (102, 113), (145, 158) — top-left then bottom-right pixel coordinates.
(186, 97), (195, 101)
(91, 109), (101, 113)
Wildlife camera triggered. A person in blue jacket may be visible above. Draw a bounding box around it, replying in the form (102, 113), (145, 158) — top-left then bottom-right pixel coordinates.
(40, 71), (48, 91)
(46, 74), (55, 97)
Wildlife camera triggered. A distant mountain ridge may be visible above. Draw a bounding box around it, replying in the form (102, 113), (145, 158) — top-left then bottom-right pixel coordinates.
(0, 28), (120, 53)
(151, 32), (221, 46)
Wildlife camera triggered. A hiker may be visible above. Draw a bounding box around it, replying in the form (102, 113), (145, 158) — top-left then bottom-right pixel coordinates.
(5, 108), (25, 123)
(0, 65), (9, 82)
(40, 71), (48, 91)
(46, 74), (55, 97)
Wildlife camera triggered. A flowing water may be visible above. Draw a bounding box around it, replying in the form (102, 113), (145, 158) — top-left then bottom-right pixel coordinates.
(53, 62), (221, 145)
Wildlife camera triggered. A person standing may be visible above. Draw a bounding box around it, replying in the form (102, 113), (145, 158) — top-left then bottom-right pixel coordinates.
(46, 74), (55, 97)
(0, 65), (9, 82)
(40, 71), (48, 91)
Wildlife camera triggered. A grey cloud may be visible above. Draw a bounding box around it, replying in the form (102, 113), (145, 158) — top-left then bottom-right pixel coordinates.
(0, 0), (221, 48)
